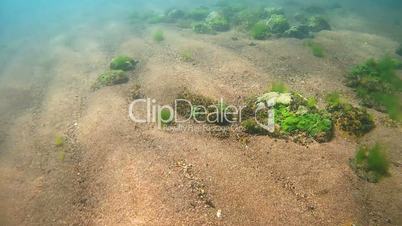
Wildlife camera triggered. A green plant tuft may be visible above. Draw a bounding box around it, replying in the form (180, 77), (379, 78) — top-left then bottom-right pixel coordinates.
(180, 49), (194, 62)
(325, 91), (343, 106)
(153, 30), (165, 42)
(346, 56), (402, 121)
(306, 97), (318, 109)
(159, 108), (173, 125)
(250, 20), (268, 40)
(270, 81), (288, 93)
(275, 105), (332, 138)
(350, 143), (390, 183)
(305, 40), (325, 57)
(110, 56), (138, 71)
(266, 14), (290, 34)
(55, 135), (64, 147)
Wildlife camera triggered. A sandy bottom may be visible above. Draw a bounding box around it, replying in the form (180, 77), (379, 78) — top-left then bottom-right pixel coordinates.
(0, 19), (401, 226)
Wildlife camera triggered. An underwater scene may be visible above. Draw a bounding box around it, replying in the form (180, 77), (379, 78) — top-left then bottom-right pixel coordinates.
(0, 0), (402, 225)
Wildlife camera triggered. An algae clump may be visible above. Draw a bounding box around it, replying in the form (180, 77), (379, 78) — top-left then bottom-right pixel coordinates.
(350, 143), (390, 183)
(305, 40), (325, 57)
(110, 56), (138, 71)
(92, 70), (129, 90)
(266, 14), (290, 34)
(250, 20), (268, 40)
(55, 135), (64, 147)
(153, 30), (165, 42)
(346, 56), (402, 121)
(205, 11), (230, 32)
(326, 92), (375, 137)
(307, 16), (331, 32)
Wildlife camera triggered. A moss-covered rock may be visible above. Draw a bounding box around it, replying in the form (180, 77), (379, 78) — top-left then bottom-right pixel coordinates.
(266, 14), (290, 34)
(307, 16), (331, 32)
(284, 25), (310, 39)
(241, 92), (333, 143)
(205, 11), (230, 31)
(164, 8), (185, 22)
(192, 23), (215, 34)
(110, 56), (138, 71)
(92, 70), (128, 90)
(241, 118), (269, 135)
(327, 101), (375, 137)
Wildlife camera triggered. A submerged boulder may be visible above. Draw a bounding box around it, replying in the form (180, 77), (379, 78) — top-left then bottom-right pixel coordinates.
(110, 56), (138, 71)
(307, 16), (331, 32)
(192, 23), (215, 34)
(92, 70), (129, 90)
(205, 11), (230, 31)
(165, 8), (186, 22)
(327, 102), (375, 137)
(284, 25), (310, 39)
(266, 14), (290, 34)
(242, 92), (333, 143)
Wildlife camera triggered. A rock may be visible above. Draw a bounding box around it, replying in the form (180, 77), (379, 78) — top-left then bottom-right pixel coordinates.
(206, 11), (230, 31)
(165, 9), (185, 21)
(266, 14), (290, 34)
(284, 25), (310, 39)
(92, 70), (128, 90)
(192, 23), (214, 34)
(216, 209), (222, 218)
(307, 16), (331, 32)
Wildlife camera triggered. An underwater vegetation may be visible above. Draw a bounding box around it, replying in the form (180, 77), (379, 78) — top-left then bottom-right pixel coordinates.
(159, 108), (174, 125)
(250, 20), (269, 40)
(350, 143), (390, 183)
(266, 14), (289, 34)
(306, 16), (331, 32)
(130, 4), (331, 41)
(188, 6), (210, 21)
(110, 56), (138, 71)
(55, 135), (64, 147)
(269, 81), (288, 93)
(345, 56), (402, 121)
(92, 70), (128, 90)
(192, 23), (215, 34)
(283, 25), (310, 39)
(179, 49), (194, 62)
(305, 40), (325, 57)
(205, 11), (230, 32)
(325, 92), (375, 137)
(397, 44), (402, 56)
(153, 30), (165, 42)
(241, 90), (333, 143)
